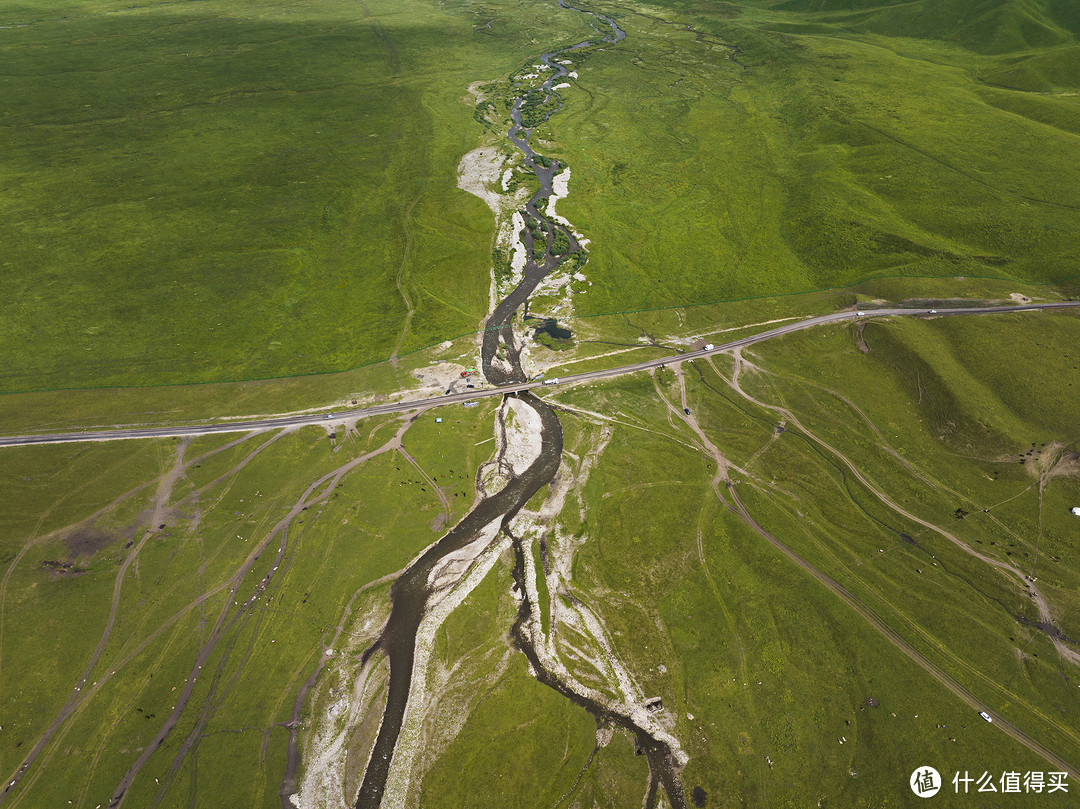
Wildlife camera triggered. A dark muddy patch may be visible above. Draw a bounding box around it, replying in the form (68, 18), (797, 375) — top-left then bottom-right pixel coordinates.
(65, 527), (117, 558)
(1016, 614), (1075, 644)
(41, 559), (86, 577)
(855, 321), (870, 353)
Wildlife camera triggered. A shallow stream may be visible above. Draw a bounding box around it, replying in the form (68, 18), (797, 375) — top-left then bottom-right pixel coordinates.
(353, 5), (685, 808)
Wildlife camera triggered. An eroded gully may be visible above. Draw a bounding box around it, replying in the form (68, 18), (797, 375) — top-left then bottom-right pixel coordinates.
(353, 4), (684, 809)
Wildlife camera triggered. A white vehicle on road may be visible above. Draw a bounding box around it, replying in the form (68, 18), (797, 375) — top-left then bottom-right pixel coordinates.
(979, 711), (993, 723)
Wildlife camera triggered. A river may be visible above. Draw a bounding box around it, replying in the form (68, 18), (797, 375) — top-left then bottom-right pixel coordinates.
(353, 4), (685, 808)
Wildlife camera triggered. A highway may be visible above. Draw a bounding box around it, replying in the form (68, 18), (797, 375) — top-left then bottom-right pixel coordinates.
(1, 301), (1077, 448)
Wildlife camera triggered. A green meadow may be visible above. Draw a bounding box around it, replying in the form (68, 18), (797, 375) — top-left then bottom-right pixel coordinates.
(409, 306), (1080, 807)
(2, 0), (1080, 807)
(517, 309), (1080, 806)
(4, 309), (1078, 806)
(0, 403), (499, 808)
(0, 0), (596, 393)
(2, 0), (1078, 410)
(550, 0), (1080, 318)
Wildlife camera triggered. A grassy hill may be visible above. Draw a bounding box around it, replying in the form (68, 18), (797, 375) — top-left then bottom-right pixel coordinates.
(760, 0), (1080, 88)
(542, 0), (1080, 321)
(771, 0), (1080, 53)
(2, 2), (1079, 807)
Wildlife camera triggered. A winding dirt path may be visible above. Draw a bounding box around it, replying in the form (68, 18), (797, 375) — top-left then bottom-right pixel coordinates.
(398, 447), (451, 526)
(723, 477), (1080, 780)
(106, 419), (414, 808)
(0, 421), (411, 808)
(0, 438), (191, 805)
(389, 195), (422, 365)
(2, 431), (293, 802)
(648, 360), (1080, 781)
(719, 351), (1080, 671)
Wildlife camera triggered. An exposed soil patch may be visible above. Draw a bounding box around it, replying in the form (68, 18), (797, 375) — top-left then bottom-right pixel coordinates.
(456, 146), (507, 217)
(40, 560), (86, 578)
(1016, 615), (1075, 643)
(64, 527), (116, 558)
(412, 362), (469, 395)
(1016, 442), (1080, 480)
(855, 322), (870, 354)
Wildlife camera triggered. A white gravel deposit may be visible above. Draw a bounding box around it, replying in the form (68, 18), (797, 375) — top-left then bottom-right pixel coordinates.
(456, 147), (505, 217)
(380, 521), (508, 809)
(503, 397), (543, 474)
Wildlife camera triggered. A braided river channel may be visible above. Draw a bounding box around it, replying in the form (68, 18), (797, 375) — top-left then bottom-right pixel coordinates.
(353, 5), (686, 808)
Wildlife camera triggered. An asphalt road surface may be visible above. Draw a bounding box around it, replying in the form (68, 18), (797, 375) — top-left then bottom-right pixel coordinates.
(2, 302), (1077, 448)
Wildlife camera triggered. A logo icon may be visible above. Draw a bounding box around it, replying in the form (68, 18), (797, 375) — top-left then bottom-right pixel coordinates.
(911, 767), (942, 798)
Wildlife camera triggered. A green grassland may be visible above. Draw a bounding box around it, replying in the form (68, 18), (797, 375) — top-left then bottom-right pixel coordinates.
(0, 405), (498, 808)
(4, 0), (1080, 807)
(0, 0), (1076, 439)
(9, 310), (1077, 807)
(0, 0), (597, 393)
(383, 304), (1080, 806)
(550, 0), (1080, 316)
(396, 307), (1077, 806)
(3, 0), (1078, 416)
(733, 310), (1080, 640)
(520, 309), (1079, 805)
(420, 569), (604, 808)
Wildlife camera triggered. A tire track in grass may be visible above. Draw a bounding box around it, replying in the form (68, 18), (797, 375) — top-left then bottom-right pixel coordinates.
(104, 420), (414, 808)
(26, 424), (369, 803)
(661, 366), (771, 805)
(720, 351), (1080, 674)
(0, 422), (403, 807)
(714, 355), (1080, 745)
(398, 447), (451, 527)
(389, 195), (422, 365)
(724, 478), (1080, 781)
(663, 357), (1080, 782)
(0, 438), (191, 805)
(0, 438), (168, 685)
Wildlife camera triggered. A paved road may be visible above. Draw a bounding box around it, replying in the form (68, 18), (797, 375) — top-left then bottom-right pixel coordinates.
(2, 302), (1077, 448)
